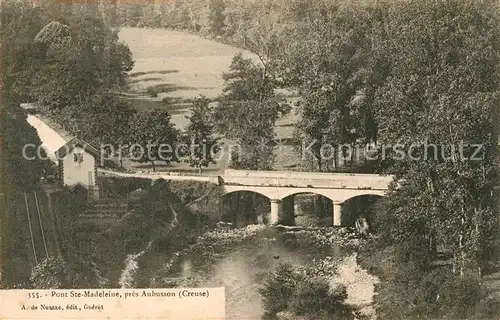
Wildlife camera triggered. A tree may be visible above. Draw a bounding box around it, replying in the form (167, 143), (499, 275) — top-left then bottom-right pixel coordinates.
(1, 0), (47, 106)
(1, 1), (135, 140)
(128, 109), (180, 172)
(101, 36), (134, 91)
(373, 0), (500, 276)
(0, 1), (51, 189)
(222, 2), (252, 42)
(1, 110), (48, 190)
(184, 96), (220, 174)
(116, 3), (144, 27)
(0, 0), (50, 286)
(0, 5), (133, 134)
(208, 0), (225, 36)
(32, 13), (134, 116)
(78, 93), (137, 168)
(275, 0), (381, 171)
(212, 53), (290, 170)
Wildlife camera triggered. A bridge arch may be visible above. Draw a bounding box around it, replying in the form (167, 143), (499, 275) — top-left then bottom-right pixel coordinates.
(222, 189), (270, 200)
(342, 192), (385, 204)
(281, 192), (335, 227)
(341, 194), (383, 229)
(280, 191), (335, 203)
(277, 192), (387, 227)
(220, 190), (271, 226)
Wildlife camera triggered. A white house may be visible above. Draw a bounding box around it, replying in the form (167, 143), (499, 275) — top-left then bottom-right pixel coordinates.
(55, 137), (100, 199)
(26, 114), (100, 199)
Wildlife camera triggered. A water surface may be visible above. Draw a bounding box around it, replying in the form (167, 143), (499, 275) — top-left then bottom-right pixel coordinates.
(161, 229), (345, 319)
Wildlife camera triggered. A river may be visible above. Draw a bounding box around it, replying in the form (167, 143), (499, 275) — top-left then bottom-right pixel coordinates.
(127, 227), (349, 319)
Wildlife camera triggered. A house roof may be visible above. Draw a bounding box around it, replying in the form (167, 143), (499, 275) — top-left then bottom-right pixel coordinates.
(26, 114), (101, 161)
(26, 114), (68, 162)
(55, 137), (101, 160)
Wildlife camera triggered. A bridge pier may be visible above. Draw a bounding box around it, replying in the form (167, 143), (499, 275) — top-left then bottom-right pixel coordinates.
(333, 203), (343, 226)
(281, 197), (295, 225)
(270, 199), (281, 225)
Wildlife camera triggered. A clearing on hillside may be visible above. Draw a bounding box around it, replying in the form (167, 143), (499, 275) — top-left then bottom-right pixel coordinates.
(118, 27), (301, 171)
(119, 28), (257, 127)
(118, 27), (298, 136)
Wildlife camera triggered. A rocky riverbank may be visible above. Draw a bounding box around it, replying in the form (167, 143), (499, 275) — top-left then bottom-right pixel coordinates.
(284, 228), (380, 319)
(141, 225), (379, 319)
(333, 253), (379, 319)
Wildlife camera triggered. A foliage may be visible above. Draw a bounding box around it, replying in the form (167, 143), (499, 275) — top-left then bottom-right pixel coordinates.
(98, 176), (151, 199)
(91, 179), (202, 285)
(65, 255), (103, 289)
(276, 1), (381, 171)
(358, 239), (500, 320)
(259, 264), (299, 315)
(79, 92), (136, 147)
(472, 297), (500, 320)
(168, 180), (223, 221)
(1, 0), (46, 105)
(34, 20), (71, 53)
(381, 266), (499, 319)
(30, 256), (69, 289)
(32, 15), (133, 116)
(128, 109), (180, 172)
(0, 1), (48, 189)
(373, 0), (500, 276)
(146, 87), (158, 97)
(220, 53), (275, 103)
(77, 93), (136, 168)
(109, 0), (380, 172)
(259, 263), (355, 319)
(208, 0), (225, 36)
(0, 110), (49, 190)
(183, 96), (220, 173)
(1, 0), (134, 142)
(213, 53), (290, 170)
(291, 279), (351, 318)
(101, 177), (217, 286)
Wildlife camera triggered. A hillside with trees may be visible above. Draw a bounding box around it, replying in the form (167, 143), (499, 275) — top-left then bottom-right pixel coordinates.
(0, 0), (138, 286)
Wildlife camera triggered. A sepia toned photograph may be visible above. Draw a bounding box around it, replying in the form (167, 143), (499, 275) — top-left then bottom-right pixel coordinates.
(0, 0), (499, 319)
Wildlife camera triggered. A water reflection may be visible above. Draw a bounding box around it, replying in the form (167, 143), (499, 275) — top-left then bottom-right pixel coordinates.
(165, 230), (344, 319)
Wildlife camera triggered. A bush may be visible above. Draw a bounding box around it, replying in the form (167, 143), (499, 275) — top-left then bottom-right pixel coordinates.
(30, 256), (69, 289)
(290, 279), (353, 319)
(259, 264), (300, 315)
(361, 243), (500, 320)
(66, 256), (103, 288)
(168, 180), (222, 220)
(147, 87), (158, 97)
(472, 296), (500, 320)
(435, 275), (482, 317)
(98, 176), (151, 199)
(259, 263), (355, 319)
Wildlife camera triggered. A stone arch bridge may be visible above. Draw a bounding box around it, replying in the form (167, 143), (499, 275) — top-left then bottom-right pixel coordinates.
(219, 169), (395, 226)
(98, 168), (395, 226)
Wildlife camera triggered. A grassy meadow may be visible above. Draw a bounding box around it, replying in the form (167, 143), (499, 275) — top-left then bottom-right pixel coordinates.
(118, 27), (303, 172)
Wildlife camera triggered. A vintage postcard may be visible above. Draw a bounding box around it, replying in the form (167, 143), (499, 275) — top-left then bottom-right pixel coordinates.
(1, 0), (499, 319)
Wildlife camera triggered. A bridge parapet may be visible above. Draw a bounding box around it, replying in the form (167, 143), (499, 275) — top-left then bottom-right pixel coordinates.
(221, 169), (394, 190)
(223, 169), (392, 178)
